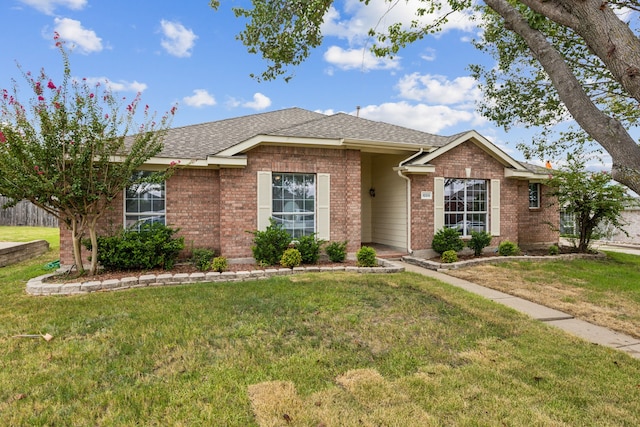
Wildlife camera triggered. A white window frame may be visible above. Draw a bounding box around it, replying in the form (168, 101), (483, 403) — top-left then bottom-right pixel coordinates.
(124, 171), (166, 230)
(529, 183), (541, 209)
(443, 178), (488, 237)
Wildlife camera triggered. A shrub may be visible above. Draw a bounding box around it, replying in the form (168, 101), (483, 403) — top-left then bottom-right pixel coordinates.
(498, 240), (520, 256)
(326, 240), (348, 263)
(548, 244), (559, 255)
(191, 248), (216, 272)
(441, 250), (458, 263)
(211, 256), (228, 273)
(249, 218), (292, 266)
(467, 230), (492, 256)
(432, 227), (464, 254)
(356, 246), (377, 267)
(85, 223), (184, 271)
(280, 248), (302, 268)
(295, 234), (324, 264)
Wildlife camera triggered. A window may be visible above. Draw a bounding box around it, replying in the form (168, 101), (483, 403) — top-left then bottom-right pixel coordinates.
(529, 183), (541, 209)
(125, 171), (166, 230)
(444, 179), (487, 236)
(271, 173), (315, 238)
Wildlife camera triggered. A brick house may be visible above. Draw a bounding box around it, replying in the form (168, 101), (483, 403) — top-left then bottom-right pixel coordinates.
(59, 107), (558, 266)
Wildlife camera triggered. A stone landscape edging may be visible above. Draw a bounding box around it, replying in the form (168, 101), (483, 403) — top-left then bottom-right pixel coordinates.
(401, 252), (607, 271)
(26, 259), (404, 296)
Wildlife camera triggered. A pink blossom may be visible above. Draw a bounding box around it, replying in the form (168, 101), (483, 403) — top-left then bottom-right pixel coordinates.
(54, 102), (61, 109)
(89, 93), (94, 98)
(38, 96), (45, 101)
(0, 131), (6, 143)
(170, 106), (177, 115)
(47, 81), (56, 90)
(105, 113), (109, 119)
(126, 104), (133, 112)
(53, 32), (60, 40)
(34, 82), (42, 95)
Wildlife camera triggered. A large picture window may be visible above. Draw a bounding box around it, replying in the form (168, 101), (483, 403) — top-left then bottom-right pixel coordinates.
(271, 173), (315, 238)
(444, 178), (487, 236)
(125, 171), (166, 230)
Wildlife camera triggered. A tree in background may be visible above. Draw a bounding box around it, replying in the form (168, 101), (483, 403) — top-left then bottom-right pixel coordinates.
(210, 0), (640, 194)
(546, 158), (637, 253)
(0, 34), (176, 275)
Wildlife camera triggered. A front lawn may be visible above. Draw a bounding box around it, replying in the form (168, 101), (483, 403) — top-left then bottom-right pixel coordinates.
(447, 251), (640, 339)
(1, 231), (639, 425)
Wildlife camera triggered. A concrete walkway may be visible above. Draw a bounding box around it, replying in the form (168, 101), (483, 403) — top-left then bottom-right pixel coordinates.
(400, 261), (640, 359)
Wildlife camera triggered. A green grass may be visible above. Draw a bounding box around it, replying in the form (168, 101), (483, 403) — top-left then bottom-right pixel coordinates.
(1, 228), (640, 425)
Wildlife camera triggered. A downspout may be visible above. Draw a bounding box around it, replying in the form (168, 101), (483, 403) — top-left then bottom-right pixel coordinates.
(396, 148), (424, 255)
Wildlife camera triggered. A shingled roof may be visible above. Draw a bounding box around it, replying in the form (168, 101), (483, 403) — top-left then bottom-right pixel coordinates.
(156, 107), (452, 160)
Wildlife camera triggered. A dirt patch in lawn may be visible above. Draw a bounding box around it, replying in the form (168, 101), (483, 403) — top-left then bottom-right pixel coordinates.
(445, 264), (640, 340)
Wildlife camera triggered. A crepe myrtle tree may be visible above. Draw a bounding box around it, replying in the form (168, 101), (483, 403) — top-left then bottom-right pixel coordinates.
(0, 34), (177, 276)
(546, 158), (637, 253)
(210, 0), (640, 195)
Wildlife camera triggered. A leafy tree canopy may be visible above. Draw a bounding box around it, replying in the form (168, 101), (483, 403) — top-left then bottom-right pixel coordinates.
(0, 34), (177, 275)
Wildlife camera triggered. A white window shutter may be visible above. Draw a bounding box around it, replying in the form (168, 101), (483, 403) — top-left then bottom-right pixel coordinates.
(434, 177), (445, 232)
(490, 179), (501, 236)
(317, 173), (330, 240)
(257, 171), (272, 231)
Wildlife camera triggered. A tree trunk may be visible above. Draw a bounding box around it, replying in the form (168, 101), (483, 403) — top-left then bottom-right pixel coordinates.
(485, 0), (640, 194)
(88, 219), (99, 276)
(70, 219), (85, 273)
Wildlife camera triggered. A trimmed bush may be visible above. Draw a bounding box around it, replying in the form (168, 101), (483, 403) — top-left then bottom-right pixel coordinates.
(548, 244), (559, 255)
(432, 227), (464, 254)
(85, 223), (184, 271)
(280, 248), (302, 268)
(467, 230), (492, 257)
(295, 234), (324, 264)
(498, 240), (521, 256)
(211, 256), (228, 273)
(191, 248), (216, 272)
(326, 240), (348, 263)
(441, 250), (458, 263)
(356, 246), (377, 267)
(249, 218), (292, 266)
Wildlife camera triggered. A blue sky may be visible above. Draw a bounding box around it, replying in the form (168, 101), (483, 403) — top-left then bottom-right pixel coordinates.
(0, 0), (570, 166)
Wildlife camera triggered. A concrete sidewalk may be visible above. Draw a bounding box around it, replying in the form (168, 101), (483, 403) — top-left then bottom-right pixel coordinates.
(400, 261), (640, 359)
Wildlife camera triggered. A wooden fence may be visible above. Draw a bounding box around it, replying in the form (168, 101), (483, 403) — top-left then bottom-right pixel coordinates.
(0, 196), (58, 227)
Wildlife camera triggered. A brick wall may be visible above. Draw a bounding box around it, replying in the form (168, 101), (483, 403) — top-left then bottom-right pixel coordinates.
(220, 145), (362, 258)
(408, 141), (555, 252)
(517, 182), (560, 247)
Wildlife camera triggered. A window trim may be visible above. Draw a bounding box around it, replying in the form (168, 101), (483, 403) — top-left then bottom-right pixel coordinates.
(124, 171), (166, 230)
(529, 182), (541, 209)
(443, 178), (488, 237)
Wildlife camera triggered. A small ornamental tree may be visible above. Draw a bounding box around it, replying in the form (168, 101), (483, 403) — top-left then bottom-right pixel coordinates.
(546, 159), (637, 253)
(0, 34), (177, 275)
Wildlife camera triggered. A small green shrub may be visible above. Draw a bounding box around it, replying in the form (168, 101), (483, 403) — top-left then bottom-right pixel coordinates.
(548, 244), (559, 255)
(191, 248), (216, 272)
(441, 250), (458, 263)
(85, 223), (184, 271)
(280, 248), (302, 268)
(356, 246), (377, 267)
(211, 256), (228, 273)
(498, 240), (521, 256)
(432, 227), (464, 254)
(467, 230), (492, 256)
(295, 234), (324, 264)
(326, 240), (348, 262)
(249, 219), (292, 266)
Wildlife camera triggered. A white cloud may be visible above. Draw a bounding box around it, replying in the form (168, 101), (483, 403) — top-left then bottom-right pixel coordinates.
(322, 0), (477, 46)
(83, 77), (148, 93)
(356, 102), (481, 134)
(53, 17), (102, 54)
(183, 89), (216, 108)
(243, 93), (271, 110)
(160, 20), (197, 58)
(20, 0), (86, 15)
(323, 46), (400, 71)
(395, 73), (481, 105)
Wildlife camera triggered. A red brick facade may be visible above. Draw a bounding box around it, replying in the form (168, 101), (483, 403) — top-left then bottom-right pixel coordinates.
(59, 140), (558, 266)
